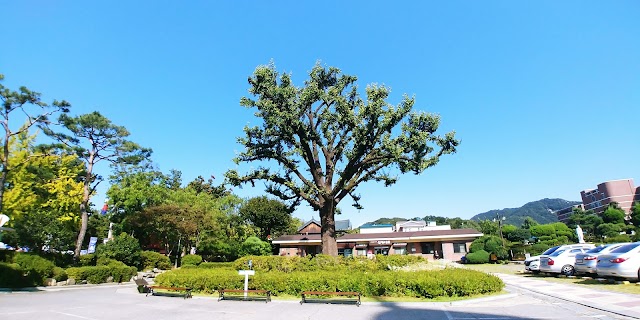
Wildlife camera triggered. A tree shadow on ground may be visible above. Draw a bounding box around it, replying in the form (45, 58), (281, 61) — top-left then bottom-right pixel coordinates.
(372, 302), (551, 320)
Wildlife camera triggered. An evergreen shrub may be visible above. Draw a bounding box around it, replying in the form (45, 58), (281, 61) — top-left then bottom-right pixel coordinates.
(66, 265), (137, 284)
(0, 262), (30, 287)
(181, 254), (203, 266)
(79, 254), (96, 266)
(95, 233), (142, 268)
(199, 262), (234, 269)
(465, 250), (490, 264)
(52, 267), (68, 282)
(154, 268), (504, 298)
(141, 251), (172, 270)
(14, 253), (55, 285)
(232, 254), (422, 273)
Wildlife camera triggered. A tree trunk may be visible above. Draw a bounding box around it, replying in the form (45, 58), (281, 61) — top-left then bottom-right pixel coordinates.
(74, 154), (94, 259)
(0, 131), (10, 213)
(74, 204), (89, 258)
(320, 202), (338, 256)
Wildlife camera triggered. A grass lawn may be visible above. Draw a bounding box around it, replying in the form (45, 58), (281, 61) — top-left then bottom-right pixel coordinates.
(465, 263), (640, 295)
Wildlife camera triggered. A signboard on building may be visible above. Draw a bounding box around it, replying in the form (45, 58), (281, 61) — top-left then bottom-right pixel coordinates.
(369, 240), (391, 245)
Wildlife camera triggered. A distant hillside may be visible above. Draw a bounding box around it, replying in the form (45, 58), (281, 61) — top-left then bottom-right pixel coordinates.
(471, 198), (581, 226)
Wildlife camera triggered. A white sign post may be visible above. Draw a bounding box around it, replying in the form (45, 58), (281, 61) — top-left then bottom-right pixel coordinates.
(238, 270), (255, 298)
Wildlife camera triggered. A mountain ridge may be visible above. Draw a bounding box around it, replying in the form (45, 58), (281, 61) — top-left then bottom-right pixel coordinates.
(470, 198), (581, 226)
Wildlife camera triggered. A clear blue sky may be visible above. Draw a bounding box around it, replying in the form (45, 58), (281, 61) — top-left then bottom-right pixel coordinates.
(2, 1), (639, 228)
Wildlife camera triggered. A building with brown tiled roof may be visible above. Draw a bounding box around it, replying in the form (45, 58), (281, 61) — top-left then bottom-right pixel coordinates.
(272, 222), (482, 262)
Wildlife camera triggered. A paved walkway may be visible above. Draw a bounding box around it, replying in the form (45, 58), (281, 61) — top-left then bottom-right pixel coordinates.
(497, 273), (640, 319)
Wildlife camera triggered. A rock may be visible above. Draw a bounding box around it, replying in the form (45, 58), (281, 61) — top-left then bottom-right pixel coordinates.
(57, 281), (67, 286)
(67, 278), (76, 285)
(106, 276), (114, 283)
(45, 278), (57, 286)
(81, 280), (88, 285)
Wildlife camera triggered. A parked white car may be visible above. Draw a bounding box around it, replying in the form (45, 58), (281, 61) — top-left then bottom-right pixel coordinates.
(575, 243), (627, 275)
(525, 243), (594, 273)
(540, 247), (590, 276)
(596, 242), (640, 281)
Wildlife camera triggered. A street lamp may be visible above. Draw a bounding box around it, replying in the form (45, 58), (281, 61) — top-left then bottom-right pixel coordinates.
(494, 214), (506, 243)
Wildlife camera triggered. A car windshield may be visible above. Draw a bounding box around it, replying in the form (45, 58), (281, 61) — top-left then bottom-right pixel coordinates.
(610, 243), (640, 254)
(542, 246), (560, 255)
(586, 246), (607, 254)
(550, 249), (566, 257)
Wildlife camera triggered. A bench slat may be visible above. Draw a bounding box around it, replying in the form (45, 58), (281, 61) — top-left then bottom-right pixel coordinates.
(218, 289), (271, 303)
(300, 291), (361, 306)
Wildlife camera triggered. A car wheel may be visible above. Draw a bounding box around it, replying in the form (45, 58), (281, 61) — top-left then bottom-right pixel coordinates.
(532, 270), (540, 274)
(561, 265), (575, 276)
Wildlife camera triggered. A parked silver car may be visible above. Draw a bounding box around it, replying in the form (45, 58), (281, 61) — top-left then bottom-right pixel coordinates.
(525, 243), (594, 273)
(575, 243), (627, 275)
(596, 242), (640, 281)
(540, 247), (590, 276)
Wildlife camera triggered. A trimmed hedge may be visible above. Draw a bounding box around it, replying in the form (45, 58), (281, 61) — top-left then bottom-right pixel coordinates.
(199, 262), (234, 269)
(0, 262), (31, 288)
(66, 265), (137, 284)
(465, 250), (490, 264)
(181, 254), (203, 266)
(141, 251), (172, 270)
(15, 253), (56, 285)
(232, 255), (424, 273)
(154, 268), (504, 298)
(79, 254), (97, 266)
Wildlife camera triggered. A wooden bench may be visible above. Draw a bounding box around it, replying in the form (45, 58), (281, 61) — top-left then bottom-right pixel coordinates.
(218, 289), (271, 302)
(146, 286), (193, 299)
(300, 291), (361, 306)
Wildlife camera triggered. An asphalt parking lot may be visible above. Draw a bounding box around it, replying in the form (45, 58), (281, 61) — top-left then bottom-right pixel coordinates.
(0, 280), (638, 320)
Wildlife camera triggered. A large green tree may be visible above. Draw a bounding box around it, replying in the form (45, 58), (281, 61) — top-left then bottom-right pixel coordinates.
(239, 196), (293, 240)
(631, 202), (640, 228)
(0, 74), (70, 213)
(226, 63), (459, 255)
(45, 111), (151, 258)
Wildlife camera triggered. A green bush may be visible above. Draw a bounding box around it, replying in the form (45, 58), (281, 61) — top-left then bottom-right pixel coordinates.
(40, 252), (75, 268)
(65, 265), (137, 284)
(52, 267), (68, 282)
(240, 237), (272, 256)
(181, 254), (203, 266)
(0, 250), (16, 263)
(232, 255), (423, 273)
(14, 253), (56, 285)
(141, 251), (172, 270)
(199, 262), (234, 269)
(376, 255), (424, 269)
(604, 234), (631, 243)
(0, 262), (30, 288)
(154, 268), (504, 298)
(465, 250), (490, 264)
(79, 254), (96, 266)
(529, 243), (552, 255)
(95, 233), (142, 268)
(96, 257), (128, 267)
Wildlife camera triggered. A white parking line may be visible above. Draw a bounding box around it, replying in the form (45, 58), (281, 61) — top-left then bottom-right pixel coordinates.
(50, 311), (98, 320)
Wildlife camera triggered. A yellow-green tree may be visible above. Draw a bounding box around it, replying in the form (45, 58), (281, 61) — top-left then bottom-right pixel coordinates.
(0, 74), (70, 213)
(4, 131), (83, 251)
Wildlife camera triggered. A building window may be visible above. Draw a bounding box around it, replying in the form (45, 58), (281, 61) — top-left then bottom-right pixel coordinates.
(453, 242), (467, 253)
(356, 248), (366, 256)
(421, 242), (434, 254)
(394, 247), (406, 255)
(338, 248), (353, 257)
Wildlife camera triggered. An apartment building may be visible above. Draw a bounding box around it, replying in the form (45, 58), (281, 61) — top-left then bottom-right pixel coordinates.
(557, 178), (640, 222)
(580, 179), (640, 215)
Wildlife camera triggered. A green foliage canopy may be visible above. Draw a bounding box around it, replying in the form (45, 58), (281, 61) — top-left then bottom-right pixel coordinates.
(226, 63), (458, 255)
